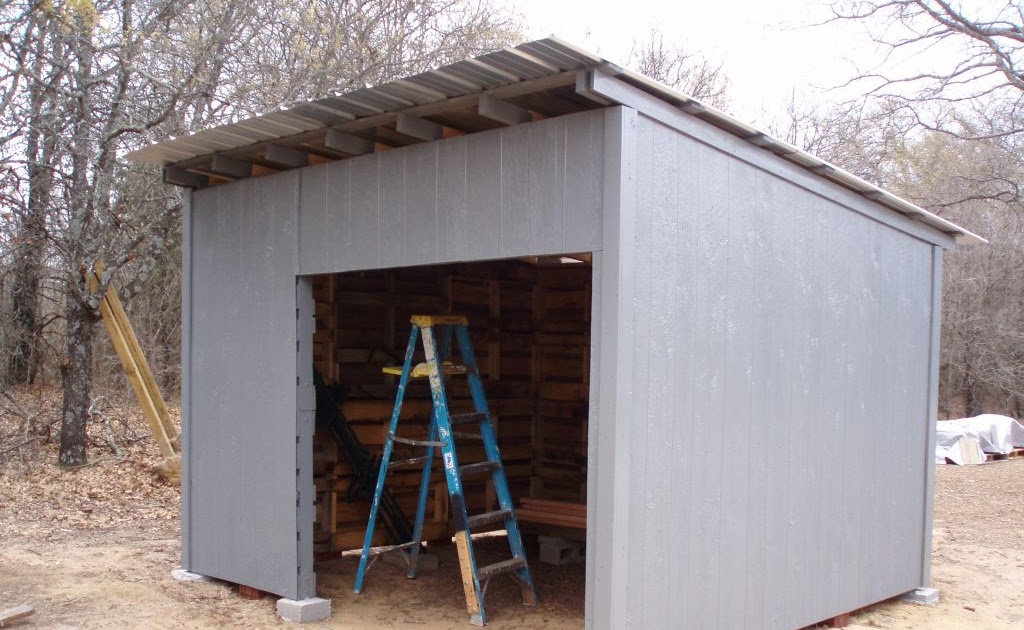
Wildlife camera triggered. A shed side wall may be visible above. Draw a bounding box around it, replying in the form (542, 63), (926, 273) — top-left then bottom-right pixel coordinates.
(188, 171), (304, 598)
(622, 114), (934, 630)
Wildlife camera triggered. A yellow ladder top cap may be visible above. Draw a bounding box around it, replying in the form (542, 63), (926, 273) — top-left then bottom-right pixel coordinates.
(382, 362), (467, 378)
(410, 314), (468, 327)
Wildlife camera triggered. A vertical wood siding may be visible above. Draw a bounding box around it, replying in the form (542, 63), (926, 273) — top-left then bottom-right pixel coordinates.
(297, 109), (605, 274)
(184, 109), (606, 602)
(188, 171), (304, 598)
(622, 114), (934, 629)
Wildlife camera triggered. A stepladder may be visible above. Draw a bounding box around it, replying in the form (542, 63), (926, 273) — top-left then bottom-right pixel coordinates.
(353, 315), (537, 626)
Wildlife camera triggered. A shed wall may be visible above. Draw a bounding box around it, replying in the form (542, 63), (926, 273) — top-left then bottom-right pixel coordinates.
(618, 113), (937, 629)
(297, 109), (605, 274)
(186, 171), (309, 598)
(183, 108), (607, 601)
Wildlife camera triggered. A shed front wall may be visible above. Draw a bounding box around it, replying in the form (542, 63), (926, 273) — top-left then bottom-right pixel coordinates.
(182, 109), (607, 601)
(185, 171), (308, 598)
(297, 109), (605, 274)
(611, 112), (938, 629)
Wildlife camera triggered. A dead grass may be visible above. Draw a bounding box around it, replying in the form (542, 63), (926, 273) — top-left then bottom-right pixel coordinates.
(1, 386), (1022, 629)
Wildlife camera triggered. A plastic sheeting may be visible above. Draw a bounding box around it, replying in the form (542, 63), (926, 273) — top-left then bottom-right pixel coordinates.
(936, 414), (1024, 465)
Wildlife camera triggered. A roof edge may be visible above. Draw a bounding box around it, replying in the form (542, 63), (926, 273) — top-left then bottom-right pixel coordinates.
(128, 36), (984, 247)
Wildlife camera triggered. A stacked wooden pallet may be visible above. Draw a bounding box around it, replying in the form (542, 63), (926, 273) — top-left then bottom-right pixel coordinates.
(311, 275), (338, 383)
(313, 398), (447, 551)
(448, 264), (537, 499)
(312, 263), (551, 551)
(531, 265), (590, 503)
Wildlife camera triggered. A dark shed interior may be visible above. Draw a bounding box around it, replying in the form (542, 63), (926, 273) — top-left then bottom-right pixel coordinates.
(309, 255), (593, 555)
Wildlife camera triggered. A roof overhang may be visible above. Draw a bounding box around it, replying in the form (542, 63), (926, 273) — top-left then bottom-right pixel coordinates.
(128, 37), (983, 246)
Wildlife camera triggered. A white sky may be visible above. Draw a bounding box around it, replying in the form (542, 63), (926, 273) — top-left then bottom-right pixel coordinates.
(513, 0), (885, 125)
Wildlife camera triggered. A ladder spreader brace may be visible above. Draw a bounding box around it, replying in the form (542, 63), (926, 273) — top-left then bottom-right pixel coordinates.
(353, 315), (537, 626)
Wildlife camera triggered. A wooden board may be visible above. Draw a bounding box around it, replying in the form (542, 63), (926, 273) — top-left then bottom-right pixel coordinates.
(517, 498), (587, 529)
(0, 605), (34, 627)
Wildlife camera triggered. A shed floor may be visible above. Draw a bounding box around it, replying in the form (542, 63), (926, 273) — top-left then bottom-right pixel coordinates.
(317, 535), (584, 628)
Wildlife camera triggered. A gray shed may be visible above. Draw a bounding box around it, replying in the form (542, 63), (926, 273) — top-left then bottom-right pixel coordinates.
(131, 38), (981, 629)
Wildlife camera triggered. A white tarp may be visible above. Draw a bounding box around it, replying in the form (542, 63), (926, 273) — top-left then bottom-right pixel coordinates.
(936, 414), (1024, 465)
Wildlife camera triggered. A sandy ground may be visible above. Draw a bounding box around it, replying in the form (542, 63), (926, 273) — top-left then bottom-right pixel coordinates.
(1, 393), (1022, 629)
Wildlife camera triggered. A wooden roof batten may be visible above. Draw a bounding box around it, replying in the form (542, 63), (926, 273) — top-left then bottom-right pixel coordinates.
(153, 68), (582, 185)
(131, 37), (984, 246)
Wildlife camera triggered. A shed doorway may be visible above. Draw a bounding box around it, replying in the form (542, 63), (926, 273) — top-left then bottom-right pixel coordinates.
(307, 254), (592, 624)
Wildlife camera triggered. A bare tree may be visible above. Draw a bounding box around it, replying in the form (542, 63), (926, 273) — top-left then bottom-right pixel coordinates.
(773, 95), (1024, 416)
(830, 1), (1024, 138)
(0, 0), (520, 467)
(627, 29), (729, 109)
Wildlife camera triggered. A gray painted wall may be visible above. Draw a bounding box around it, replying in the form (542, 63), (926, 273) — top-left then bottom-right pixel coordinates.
(183, 108), (607, 601)
(297, 109), (605, 274)
(183, 100), (943, 627)
(609, 111), (938, 629)
(186, 171), (308, 598)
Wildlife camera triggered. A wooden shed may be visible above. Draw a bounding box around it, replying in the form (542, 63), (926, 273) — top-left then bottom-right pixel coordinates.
(130, 38), (981, 629)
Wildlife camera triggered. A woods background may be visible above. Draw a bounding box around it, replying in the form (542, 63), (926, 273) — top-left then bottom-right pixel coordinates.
(1, 0), (1021, 465)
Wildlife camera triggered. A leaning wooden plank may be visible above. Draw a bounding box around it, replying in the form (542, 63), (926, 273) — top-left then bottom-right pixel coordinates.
(100, 297), (175, 459)
(94, 262), (178, 444)
(0, 605), (34, 627)
(88, 265), (176, 459)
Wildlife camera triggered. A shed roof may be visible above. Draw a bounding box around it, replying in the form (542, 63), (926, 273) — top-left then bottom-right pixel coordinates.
(129, 37), (982, 245)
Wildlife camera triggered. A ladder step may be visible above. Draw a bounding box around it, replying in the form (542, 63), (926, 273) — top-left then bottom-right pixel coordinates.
(477, 557), (527, 582)
(452, 431), (483, 440)
(392, 435), (445, 448)
(450, 412), (489, 425)
(389, 455), (432, 469)
(460, 460), (499, 476)
(467, 509), (511, 529)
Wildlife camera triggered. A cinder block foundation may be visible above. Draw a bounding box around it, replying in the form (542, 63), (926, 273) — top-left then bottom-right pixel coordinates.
(538, 535), (584, 565)
(277, 597), (331, 622)
(171, 568), (210, 582)
(902, 587), (940, 606)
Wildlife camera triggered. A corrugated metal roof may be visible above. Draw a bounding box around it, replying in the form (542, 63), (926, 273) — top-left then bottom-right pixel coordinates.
(128, 37), (983, 245)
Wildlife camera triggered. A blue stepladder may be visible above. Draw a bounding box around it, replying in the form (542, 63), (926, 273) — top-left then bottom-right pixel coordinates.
(353, 314), (538, 626)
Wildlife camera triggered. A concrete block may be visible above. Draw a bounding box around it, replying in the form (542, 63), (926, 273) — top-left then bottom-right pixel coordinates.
(277, 597), (331, 623)
(902, 587), (940, 606)
(382, 549), (439, 572)
(171, 568), (210, 582)
(538, 536), (584, 565)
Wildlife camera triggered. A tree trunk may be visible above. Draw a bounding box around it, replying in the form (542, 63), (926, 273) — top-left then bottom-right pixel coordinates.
(7, 22), (55, 386)
(964, 374), (983, 418)
(59, 286), (97, 467)
(8, 256), (39, 384)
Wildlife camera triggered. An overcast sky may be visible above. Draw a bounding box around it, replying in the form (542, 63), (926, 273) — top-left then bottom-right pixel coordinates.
(513, 0), (888, 125)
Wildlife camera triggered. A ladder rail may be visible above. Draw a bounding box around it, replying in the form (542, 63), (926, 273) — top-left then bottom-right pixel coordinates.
(355, 316), (538, 626)
(406, 409), (439, 579)
(455, 325), (537, 606)
(354, 325), (420, 594)
(420, 324), (486, 621)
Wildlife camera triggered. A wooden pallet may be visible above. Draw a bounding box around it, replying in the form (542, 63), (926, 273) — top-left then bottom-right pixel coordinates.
(986, 448), (1024, 461)
(312, 260), (595, 550)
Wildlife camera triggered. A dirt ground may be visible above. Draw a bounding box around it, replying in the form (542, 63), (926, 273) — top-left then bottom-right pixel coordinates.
(2, 389), (1023, 629)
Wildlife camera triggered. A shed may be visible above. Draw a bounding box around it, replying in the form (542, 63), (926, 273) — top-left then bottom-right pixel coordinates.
(131, 38), (981, 629)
